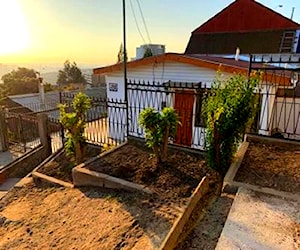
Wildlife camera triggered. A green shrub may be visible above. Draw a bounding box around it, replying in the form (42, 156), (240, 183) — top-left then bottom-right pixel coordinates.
(202, 73), (260, 175)
(59, 92), (91, 164)
(139, 107), (180, 163)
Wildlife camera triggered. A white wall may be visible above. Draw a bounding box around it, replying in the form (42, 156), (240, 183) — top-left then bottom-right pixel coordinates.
(104, 61), (223, 148)
(272, 97), (300, 140)
(258, 84), (278, 136)
(106, 60), (219, 99)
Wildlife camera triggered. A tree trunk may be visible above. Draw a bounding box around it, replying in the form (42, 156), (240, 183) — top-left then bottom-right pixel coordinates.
(161, 124), (170, 163)
(153, 146), (161, 167)
(213, 125), (221, 172)
(75, 141), (83, 164)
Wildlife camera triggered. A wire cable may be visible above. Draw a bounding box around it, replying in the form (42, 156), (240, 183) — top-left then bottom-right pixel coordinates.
(136, 0), (152, 44)
(129, 0), (147, 45)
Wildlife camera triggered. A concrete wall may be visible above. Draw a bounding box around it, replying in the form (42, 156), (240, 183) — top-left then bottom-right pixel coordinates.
(0, 145), (50, 183)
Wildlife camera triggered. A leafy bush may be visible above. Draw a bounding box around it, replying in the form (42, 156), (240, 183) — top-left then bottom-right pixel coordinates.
(59, 92), (91, 164)
(139, 107), (180, 163)
(202, 73), (260, 175)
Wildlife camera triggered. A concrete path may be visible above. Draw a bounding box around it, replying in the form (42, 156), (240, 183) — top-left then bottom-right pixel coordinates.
(216, 187), (300, 250)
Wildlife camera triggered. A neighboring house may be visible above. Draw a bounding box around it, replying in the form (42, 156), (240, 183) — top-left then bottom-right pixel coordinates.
(185, 0), (300, 54)
(6, 88), (107, 121)
(135, 44), (165, 60)
(7, 92), (60, 119)
(93, 0), (300, 146)
(93, 53), (294, 148)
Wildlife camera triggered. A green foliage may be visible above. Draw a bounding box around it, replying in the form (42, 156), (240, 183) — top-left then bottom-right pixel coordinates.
(57, 60), (86, 86)
(1, 67), (39, 95)
(59, 92), (91, 164)
(202, 73), (260, 175)
(143, 47), (153, 58)
(0, 84), (9, 102)
(43, 82), (55, 92)
(139, 107), (180, 163)
(117, 43), (127, 63)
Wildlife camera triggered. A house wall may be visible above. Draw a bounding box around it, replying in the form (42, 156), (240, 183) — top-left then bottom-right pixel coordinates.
(105, 61), (229, 149)
(258, 85), (278, 136)
(103, 60), (299, 147)
(272, 97), (300, 140)
(106, 60), (219, 99)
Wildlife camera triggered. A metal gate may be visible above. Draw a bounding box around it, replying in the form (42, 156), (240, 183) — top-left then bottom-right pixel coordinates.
(5, 111), (41, 152)
(249, 54), (300, 140)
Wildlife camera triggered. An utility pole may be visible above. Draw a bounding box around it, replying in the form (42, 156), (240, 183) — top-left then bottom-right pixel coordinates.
(291, 7), (295, 20)
(123, 0), (129, 137)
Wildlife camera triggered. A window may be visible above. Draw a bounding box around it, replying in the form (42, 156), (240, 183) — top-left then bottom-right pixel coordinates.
(194, 88), (209, 127)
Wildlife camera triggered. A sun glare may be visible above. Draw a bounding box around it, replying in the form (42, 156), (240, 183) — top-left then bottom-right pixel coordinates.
(0, 0), (30, 55)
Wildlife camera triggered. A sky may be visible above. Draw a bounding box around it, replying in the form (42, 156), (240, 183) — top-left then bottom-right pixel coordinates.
(0, 0), (300, 69)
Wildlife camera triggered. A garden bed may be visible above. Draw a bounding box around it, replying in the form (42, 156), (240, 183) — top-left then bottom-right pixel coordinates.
(83, 142), (217, 201)
(37, 144), (101, 183)
(234, 140), (300, 193)
(0, 183), (181, 249)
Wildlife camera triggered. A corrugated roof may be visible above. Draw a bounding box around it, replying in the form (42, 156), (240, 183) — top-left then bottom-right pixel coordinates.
(193, 0), (300, 34)
(185, 0), (300, 54)
(93, 53), (250, 75)
(185, 30), (284, 54)
(93, 53), (291, 85)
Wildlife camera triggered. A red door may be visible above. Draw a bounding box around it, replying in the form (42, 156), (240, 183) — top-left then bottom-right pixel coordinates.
(174, 90), (194, 146)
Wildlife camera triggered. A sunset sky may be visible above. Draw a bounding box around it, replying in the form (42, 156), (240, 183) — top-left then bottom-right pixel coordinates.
(0, 0), (300, 67)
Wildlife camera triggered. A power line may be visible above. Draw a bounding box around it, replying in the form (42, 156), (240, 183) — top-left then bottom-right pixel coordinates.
(129, 0), (147, 45)
(136, 0), (152, 44)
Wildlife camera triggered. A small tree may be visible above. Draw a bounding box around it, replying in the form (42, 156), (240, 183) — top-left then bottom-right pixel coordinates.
(57, 60), (86, 86)
(139, 107), (180, 164)
(117, 43), (127, 63)
(143, 47), (153, 58)
(59, 92), (91, 164)
(202, 73), (260, 175)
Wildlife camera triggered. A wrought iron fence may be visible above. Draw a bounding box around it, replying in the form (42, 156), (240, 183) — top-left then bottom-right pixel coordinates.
(60, 92), (127, 146)
(47, 116), (63, 153)
(127, 80), (208, 149)
(249, 54), (300, 140)
(5, 112), (41, 152)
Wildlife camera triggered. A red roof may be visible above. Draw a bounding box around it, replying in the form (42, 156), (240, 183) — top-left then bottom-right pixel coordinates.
(193, 0), (300, 34)
(93, 53), (291, 86)
(93, 53), (251, 75)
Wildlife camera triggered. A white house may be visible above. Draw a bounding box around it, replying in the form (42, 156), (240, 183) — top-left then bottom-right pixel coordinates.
(93, 53), (298, 148)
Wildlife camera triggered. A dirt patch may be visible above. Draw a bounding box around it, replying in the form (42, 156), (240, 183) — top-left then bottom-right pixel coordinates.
(38, 146), (101, 183)
(176, 193), (235, 250)
(0, 183), (181, 250)
(86, 144), (217, 201)
(235, 141), (300, 193)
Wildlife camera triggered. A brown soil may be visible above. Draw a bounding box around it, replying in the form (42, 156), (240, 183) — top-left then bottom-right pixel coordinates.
(38, 145), (101, 183)
(86, 144), (217, 201)
(0, 183), (181, 250)
(177, 193), (235, 250)
(235, 141), (300, 193)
